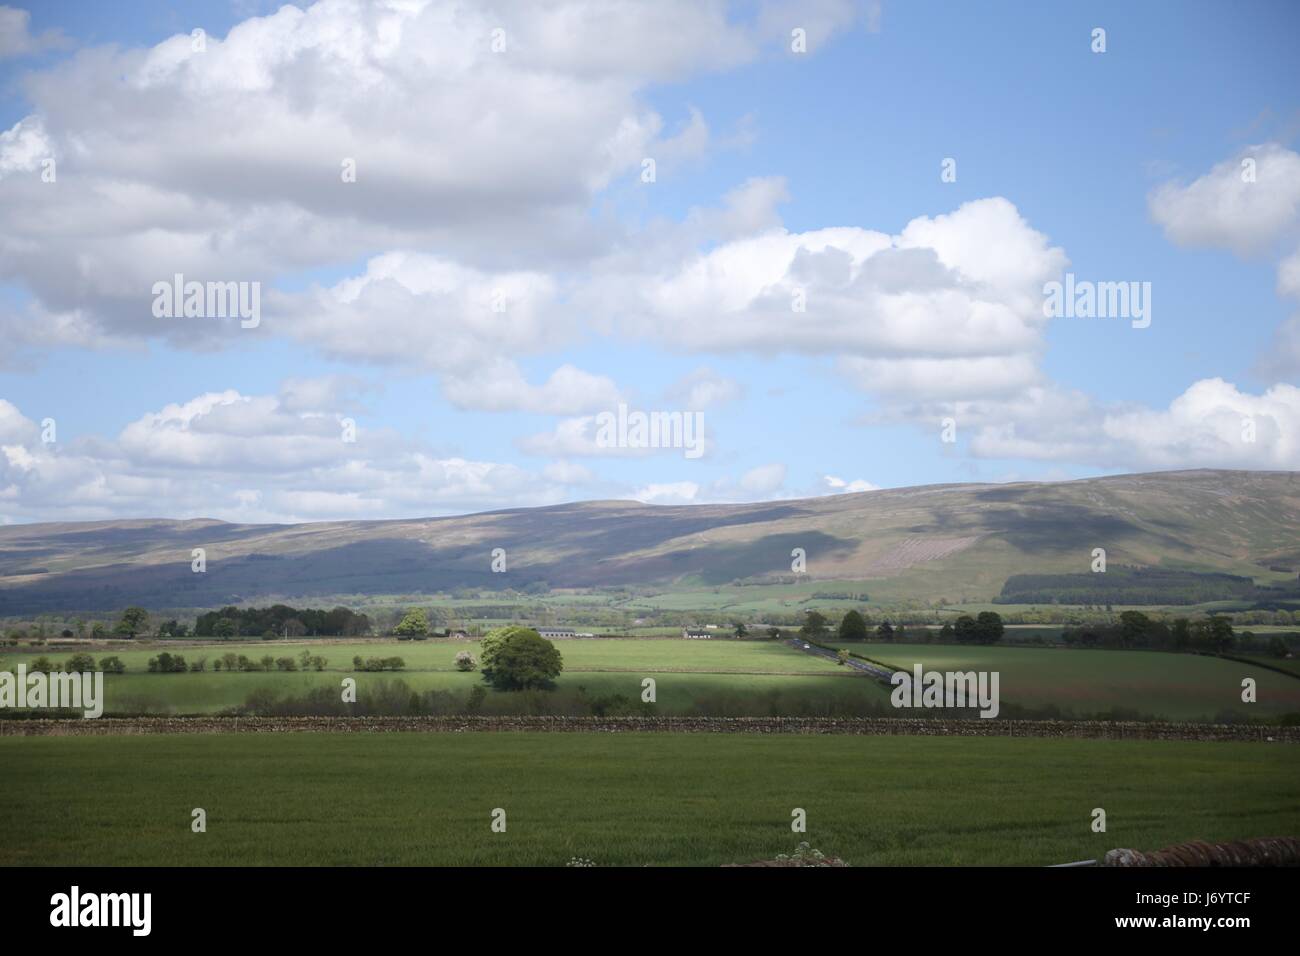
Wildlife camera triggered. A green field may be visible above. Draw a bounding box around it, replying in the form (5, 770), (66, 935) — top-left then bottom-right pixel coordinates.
(6, 637), (1299, 721)
(1, 637), (841, 675)
(831, 642), (1300, 721)
(0, 639), (890, 717)
(2, 732), (1296, 866)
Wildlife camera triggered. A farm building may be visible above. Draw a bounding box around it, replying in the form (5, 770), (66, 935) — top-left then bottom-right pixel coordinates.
(538, 627), (577, 638)
(682, 627), (712, 639)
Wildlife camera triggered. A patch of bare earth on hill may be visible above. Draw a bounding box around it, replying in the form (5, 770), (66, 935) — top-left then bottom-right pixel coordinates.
(858, 535), (980, 574)
(2, 716), (1296, 741)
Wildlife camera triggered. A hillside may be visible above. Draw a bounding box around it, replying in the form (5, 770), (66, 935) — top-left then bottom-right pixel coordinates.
(0, 470), (1297, 614)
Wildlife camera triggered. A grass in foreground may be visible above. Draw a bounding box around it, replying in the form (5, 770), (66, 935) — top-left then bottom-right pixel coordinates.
(1, 733), (1296, 866)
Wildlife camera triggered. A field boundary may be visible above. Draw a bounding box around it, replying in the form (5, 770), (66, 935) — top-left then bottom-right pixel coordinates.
(1210, 651), (1300, 682)
(3, 715), (1296, 741)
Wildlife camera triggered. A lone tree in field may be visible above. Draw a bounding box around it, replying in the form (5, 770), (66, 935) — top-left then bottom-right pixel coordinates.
(480, 628), (563, 691)
(113, 606), (150, 640)
(479, 624), (536, 664)
(838, 610), (867, 642)
(393, 608), (430, 637)
(799, 610), (830, 641)
(955, 612), (1004, 644)
(875, 621), (894, 642)
(975, 611), (1005, 644)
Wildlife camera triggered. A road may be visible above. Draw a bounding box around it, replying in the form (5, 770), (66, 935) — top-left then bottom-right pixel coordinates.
(785, 638), (895, 680)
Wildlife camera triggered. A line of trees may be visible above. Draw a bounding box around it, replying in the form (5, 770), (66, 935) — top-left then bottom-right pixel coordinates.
(802, 609), (1005, 645)
(194, 605), (372, 638)
(1062, 612), (1238, 652)
(998, 568), (1300, 606)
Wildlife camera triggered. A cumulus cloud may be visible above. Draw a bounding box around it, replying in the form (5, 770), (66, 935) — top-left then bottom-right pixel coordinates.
(1149, 144), (1300, 257)
(0, 6), (67, 60)
(517, 408), (713, 459)
(587, 198), (1066, 404)
(664, 367), (743, 409)
(629, 462), (787, 505)
(1149, 143), (1300, 377)
(822, 474), (878, 493)
(631, 481), (700, 505)
(0, 384), (592, 523)
(968, 378), (1300, 470)
(0, 0), (859, 360)
(0, 116), (50, 177)
(442, 360), (622, 415)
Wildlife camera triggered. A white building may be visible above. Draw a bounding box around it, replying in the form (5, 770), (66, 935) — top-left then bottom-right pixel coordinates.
(538, 627), (577, 638)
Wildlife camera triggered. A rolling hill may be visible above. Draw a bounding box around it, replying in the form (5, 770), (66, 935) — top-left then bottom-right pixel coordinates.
(0, 469), (1297, 614)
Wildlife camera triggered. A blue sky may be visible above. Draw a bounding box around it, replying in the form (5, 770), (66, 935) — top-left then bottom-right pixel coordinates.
(0, 0), (1298, 523)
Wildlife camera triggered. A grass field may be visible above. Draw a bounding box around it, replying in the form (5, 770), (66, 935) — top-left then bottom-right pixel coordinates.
(0, 637), (840, 675)
(0, 639), (891, 717)
(5, 638), (1299, 720)
(1, 732), (1296, 866)
(830, 643), (1300, 721)
(1241, 655), (1300, 678)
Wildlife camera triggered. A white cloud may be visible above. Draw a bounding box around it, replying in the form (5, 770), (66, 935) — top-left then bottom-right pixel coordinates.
(443, 360), (622, 414)
(1278, 247), (1300, 299)
(1150, 143), (1300, 377)
(1149, 144), (1300, 257)
(590, 197), (1066, 404)
(631, 481), (700, 504)
(664, 367), (743, 409)
(822, 474), (878, 493)
(0, 386), (589, 523)
(0, 0), (859, 359)
(0, 116), (50, 177)
(839, 354), (1042, 401)
(738, 462), (786, 494)
(968, 378), (1300, 470)
(0, 6), (67, 60)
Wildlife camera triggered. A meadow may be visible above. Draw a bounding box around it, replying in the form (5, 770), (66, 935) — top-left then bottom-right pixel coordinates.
(2, 732), (1296, 866)
(4, 637), (1298, 721)
(829, 642), (1300, 721)
(0, 638), (891, 717)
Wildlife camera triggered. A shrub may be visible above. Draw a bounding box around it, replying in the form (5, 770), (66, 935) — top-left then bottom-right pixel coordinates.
(275, 657), (297, 671)
(98, 656), (126, 674)
(65, 652), (96, 672)
(454, 651), (477, 672)
(150, 652), (188, 673)
(357, 656), (405, 672)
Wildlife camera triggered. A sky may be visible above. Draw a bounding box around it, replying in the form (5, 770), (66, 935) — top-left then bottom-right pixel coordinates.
(0, 0), (1298, 525)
